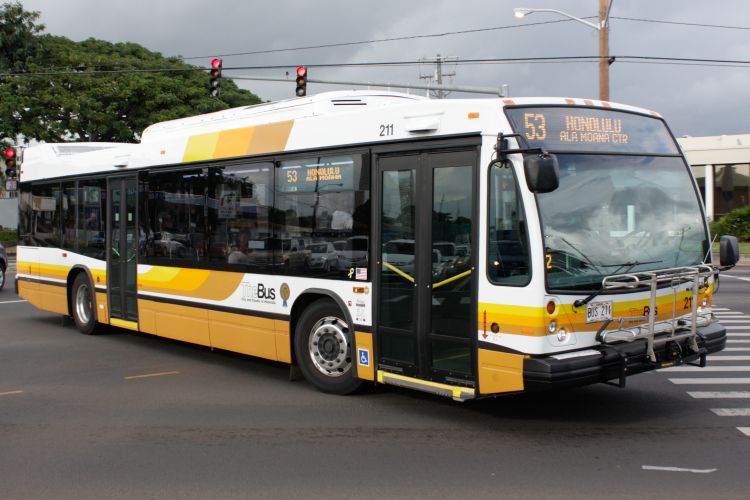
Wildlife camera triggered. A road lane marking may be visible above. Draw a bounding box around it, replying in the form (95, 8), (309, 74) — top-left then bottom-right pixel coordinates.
(738, 428), (750, 436)
(727, 333), (750, 337)
(0, 300), (28, 305)
(723, 347), (750, 351)
(124, 371), (179, 380)
(715, 311), (745, 315)
(670, 378), (750, 384)
(712, 308), (731, 311)
(715, 319), (750, 323)
(721, 274), (750, 282)
(710, 408), (750, 416)
(642, 465), (716, 474)
(705, 356), (750, 361)
(663, 366), (750, 372)
(725, 326), (750, 330)
(0, 390), (23, 397)
(688, 391), (750, 398)
(727, 340), (750, 343)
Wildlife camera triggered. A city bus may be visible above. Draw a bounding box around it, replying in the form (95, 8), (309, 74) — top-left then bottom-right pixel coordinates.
(15, 90), (740, 401)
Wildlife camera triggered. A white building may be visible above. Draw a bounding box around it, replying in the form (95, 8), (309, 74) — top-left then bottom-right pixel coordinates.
(678, 134), (750, 221)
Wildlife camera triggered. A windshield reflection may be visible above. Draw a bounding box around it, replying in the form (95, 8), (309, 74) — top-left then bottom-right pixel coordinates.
(537, 155), (708, 291)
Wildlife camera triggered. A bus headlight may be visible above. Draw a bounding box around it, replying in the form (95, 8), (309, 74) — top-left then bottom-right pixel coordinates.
(556, 329), (569, 342)
(547, 320), (557, 334)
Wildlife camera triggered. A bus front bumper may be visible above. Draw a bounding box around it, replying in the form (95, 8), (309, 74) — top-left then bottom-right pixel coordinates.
(523, 322), (727, 391)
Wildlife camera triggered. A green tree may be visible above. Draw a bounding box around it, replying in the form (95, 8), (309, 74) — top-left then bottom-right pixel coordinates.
(0, 1), (43, 72)
(0, 2), (261, 144)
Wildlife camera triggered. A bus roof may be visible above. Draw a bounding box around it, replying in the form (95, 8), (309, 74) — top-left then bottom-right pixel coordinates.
(19, 91), (661, 182)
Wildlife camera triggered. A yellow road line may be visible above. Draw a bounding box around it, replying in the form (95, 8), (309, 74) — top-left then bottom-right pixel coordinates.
(124, 371), (180, 380)
(0, 390), (23, 397)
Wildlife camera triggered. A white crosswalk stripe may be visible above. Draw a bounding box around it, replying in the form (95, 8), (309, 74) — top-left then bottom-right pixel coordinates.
(688, 391), (750, 398)
(663, 366), (750, 372)
(666, 306), (750, 437)
(670, 378), (750, 384)
(710, 409), (750, 416)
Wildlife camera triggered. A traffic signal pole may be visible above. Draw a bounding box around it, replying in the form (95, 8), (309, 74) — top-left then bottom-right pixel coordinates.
(231, 74), (510, 97)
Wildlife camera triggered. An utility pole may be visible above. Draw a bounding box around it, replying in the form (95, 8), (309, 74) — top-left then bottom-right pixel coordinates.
(419, 54), (457, 99)
(599, 0), (612, 102)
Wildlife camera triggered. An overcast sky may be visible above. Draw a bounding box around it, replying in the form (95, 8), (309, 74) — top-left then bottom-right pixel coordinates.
(18, 0), (750, 137)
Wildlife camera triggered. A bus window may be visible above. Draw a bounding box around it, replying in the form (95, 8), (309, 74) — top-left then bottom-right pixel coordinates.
(31, 183), (61, 248)
(207, 162), (273, 271)
(275, 154), (370, 278)
(78, 179), (107, 260)
(62, 181), (78, 252)
(488, 162), (531, 285)
(141, 170), (207, 263)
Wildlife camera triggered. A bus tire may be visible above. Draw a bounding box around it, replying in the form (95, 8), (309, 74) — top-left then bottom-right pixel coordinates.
(71, 273), (98, 335)
(294, 299), (361, 395)
(0, 264), (5, 291)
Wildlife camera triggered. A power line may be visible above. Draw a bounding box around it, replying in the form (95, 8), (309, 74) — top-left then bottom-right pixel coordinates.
(179, 19), (578, 60)
(179, 16), (750, 62)
(3, 55), (750, 79)
(611, 16), (750, 31)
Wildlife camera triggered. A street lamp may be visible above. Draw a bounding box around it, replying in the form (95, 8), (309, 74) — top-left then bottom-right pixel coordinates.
(513, 1), (613, 101)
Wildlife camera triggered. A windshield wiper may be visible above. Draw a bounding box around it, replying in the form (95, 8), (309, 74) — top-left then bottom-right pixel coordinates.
(545, 234), (602, 274)
(573, 259), (663, 309)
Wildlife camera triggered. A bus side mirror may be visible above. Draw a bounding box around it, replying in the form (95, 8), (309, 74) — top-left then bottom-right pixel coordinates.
(524, 153), (559, 193)
(719, 235), (740, 267)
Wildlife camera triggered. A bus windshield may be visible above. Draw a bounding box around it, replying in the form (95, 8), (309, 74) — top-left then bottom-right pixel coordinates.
(537, 154), (708, 291)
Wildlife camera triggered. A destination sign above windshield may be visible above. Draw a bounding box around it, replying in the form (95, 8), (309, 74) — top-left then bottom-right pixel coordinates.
(505, 107), (679, 154)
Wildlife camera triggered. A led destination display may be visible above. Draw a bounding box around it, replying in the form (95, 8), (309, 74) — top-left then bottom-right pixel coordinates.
(506, 107), (679, 154)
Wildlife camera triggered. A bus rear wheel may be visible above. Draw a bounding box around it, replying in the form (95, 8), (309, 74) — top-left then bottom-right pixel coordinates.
(294, 299), (361, 395)
(71, 273), (98, 335)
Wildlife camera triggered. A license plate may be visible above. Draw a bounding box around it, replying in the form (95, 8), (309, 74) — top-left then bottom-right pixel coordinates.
(586, 300), (613, 323)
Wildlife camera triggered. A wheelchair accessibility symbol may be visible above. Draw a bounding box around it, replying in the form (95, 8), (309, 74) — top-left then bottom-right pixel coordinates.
(358, 348), (370, 367)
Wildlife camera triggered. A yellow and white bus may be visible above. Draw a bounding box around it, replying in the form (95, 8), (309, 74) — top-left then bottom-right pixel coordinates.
(15, 91), (740, 400)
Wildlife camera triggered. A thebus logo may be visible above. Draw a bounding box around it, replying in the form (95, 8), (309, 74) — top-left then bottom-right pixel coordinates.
(241, 282), (276, 304)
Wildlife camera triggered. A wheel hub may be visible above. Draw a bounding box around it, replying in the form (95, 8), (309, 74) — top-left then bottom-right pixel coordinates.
(75, 284), (92, 324)
(308, 316), (351, 377)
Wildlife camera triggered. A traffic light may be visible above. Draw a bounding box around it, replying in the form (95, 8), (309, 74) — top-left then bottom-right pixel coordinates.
(295, 66), (307, 97)
(2, 147), (17, 178)
(209, 58), (222, 98)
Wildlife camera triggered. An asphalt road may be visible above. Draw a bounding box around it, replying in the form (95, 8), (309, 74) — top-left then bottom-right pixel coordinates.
(1, 260), (750, 499)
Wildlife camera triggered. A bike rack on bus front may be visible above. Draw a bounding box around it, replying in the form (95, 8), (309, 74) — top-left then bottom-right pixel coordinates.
(596, 264), (718, 364)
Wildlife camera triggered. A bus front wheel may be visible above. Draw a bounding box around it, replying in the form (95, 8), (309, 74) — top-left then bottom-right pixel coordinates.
(71, 273), (98, 335)
(294, 299), (361, 395)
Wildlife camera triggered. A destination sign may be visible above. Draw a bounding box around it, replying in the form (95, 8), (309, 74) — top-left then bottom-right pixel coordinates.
(505, 107), (678, 154)
(277, 156), (355, 192)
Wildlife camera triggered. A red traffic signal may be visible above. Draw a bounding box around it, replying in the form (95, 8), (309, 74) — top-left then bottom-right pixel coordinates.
(295, 66), (307, 97)
(2, 147), (18, 177)
(209, 58), (223, 98)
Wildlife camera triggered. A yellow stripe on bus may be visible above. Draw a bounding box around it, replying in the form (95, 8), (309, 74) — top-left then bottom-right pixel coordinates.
(182, 120), (294, 162)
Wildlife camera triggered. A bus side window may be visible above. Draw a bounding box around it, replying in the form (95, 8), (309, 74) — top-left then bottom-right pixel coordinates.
(488, 162), (531, 285)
